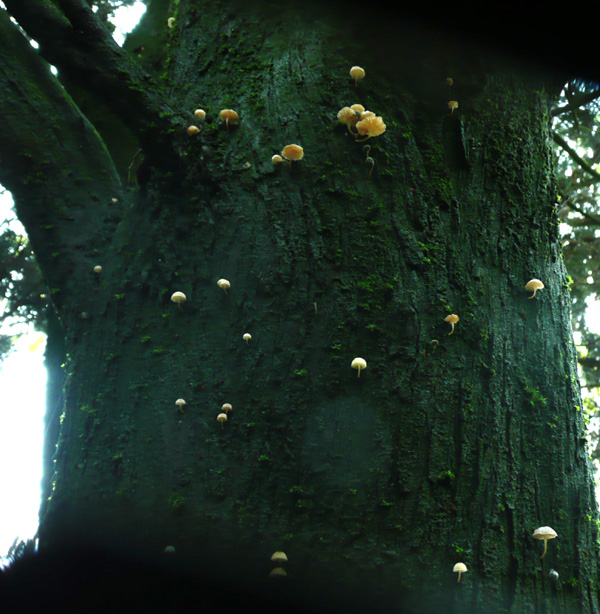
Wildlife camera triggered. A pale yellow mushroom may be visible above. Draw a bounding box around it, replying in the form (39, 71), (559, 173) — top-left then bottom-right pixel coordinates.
(525, 279), (544, 299)
(453, 562), (467, 583)
(351, 357), (367, 378)
(444, 314), (459, 335)
(349, 65), (365, 87)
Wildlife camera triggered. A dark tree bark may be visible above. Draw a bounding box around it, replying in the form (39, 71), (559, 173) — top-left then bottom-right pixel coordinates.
(0, 1), (598, 612)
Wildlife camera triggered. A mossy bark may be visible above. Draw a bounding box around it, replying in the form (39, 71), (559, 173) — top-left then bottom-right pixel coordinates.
(0, 1), (598, 612)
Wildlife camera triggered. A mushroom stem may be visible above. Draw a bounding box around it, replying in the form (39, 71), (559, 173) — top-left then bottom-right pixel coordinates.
(528, 289), (537, 299)
(357, 366), (362, 378)
(355, 135), (371, 143)
(457, 570), (462, 583)
(541, 538), (548, 559)
(449, 323), (455, 335)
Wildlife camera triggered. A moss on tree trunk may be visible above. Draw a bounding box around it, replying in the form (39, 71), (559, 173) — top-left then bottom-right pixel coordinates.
(0, 1), (597, 611)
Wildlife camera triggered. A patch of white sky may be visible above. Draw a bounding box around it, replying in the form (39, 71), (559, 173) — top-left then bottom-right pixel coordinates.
(0, 1), (146, 561)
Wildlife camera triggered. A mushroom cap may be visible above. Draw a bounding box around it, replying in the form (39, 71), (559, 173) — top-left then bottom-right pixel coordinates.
(217, 279), (231, 290)
(351, 357), (367, 370)
(350, 103), (365, 113)
(532, 526), (557, 540)
(93, 265), (102, 273)
(356, 115), (386, 138)
(219, 109), (240, 124)
(171, 291), (187, 304)
(187, 125), (200, 135)
(175, 398), (186, 407)
(525, 279), (544, 292)
(222, 403), (232, 413)
(349, 66), (365, 80)
(359, 110), (376, 120)
(164, 545), (176, 553)
(243, 333), (252, 341)
(271, 551), (288, 564)
(270, 567), (287, 577)
(444, 314), (459, 324)
(448, 100), (459, 111)
(453, 562), (467, 573)
(217, 413), (227, 423)
(281, 144), (304, 161)
(194, 109), (206, 120)
(337, 106), (357, 126)
(446, 77), (454, 86)
(271, 154), (283, 164)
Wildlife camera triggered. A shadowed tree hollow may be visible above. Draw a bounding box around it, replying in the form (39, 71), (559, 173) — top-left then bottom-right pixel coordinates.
(0, 1), (599, 612)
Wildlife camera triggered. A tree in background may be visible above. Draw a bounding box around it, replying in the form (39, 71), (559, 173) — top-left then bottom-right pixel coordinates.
(1, 1), (600, 612)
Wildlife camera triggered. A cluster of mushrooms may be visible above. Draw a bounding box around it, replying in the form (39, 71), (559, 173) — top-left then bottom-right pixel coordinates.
(169, 282), (250, 429)
(169, 59), (555, 584)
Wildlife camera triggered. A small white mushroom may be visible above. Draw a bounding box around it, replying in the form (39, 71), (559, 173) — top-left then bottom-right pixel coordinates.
(243, 333), (252, 344)
(217, 279), (230, 294)
(175, 399), (186, 413)
(171, 291), (187, 309)
(453, 562), (467, 583)
(93, 265), (102, 273)
(532, 526), (557, 559)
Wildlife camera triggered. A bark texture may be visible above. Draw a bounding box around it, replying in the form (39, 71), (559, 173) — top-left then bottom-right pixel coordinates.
(0, 1), (598, 612)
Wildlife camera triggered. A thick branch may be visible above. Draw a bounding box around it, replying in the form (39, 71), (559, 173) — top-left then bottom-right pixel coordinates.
(0, 9), (120, 310)
(553, 132), (600, 182)
(3, 0), (184, 169)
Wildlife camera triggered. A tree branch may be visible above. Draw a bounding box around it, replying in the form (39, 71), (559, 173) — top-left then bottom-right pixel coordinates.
(3, 0), (185, 170)
(0, 9), (121, 311)
(551, 89), (600, 116)
(553, 132), (600, 182)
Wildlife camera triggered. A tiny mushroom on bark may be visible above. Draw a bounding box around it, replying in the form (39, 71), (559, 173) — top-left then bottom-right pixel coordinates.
(533, 526), (557, 559)
(444, 314), (459, 335)
(351, 357), (367, 378)
(243, 333), (252, 344)
(175, 398), (186, 413)
(164, 545), (176, 553)
(271, 551), (288, 565)
(219, 109), (240, 130)
(194, 109), (206, 120)
(222, 403), (232, 414)
(453, 562), (467, 583)
(217, 413), (227, 429)
(337, 106), (359, 133)
(217, 279), (230, 294)
(93, 265), (102, 273)
(271, 154), (283, 165)
(281, 144), (304, 165)
(171, 291), (187, 309)
(525, 279), (544, 299)
(349, 65), (365, 86)
(270, 567), (287, 577)
(448, 101), (459, 114)
(187, 125), (201, 135)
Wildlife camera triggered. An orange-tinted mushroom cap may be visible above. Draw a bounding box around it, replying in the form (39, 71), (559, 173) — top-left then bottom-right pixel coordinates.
(281, 144), (304, 161)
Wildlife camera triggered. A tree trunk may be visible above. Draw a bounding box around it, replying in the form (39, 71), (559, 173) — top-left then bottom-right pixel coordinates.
(0, 1), (598, 612)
